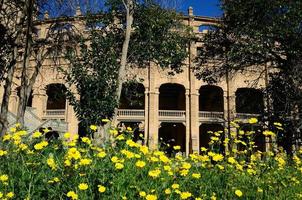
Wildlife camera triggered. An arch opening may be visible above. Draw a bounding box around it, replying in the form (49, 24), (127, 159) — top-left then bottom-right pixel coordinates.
(159, 83), (185, 110)
(199, 123), (224, 152)
(46, 83), (67, 110)
(159, 123), (186, 155)
(119, 81), (145, 109)
(235, 88), (264, 114)
(199, 85), (224, 112)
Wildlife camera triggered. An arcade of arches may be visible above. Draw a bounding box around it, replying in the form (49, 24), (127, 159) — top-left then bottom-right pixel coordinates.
(117, 83), (266, 155)
(1, 12), (269, 156)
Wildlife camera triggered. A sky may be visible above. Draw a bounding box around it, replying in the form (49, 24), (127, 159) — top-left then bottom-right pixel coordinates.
(180, 0), (222, 17)
(41, 0), (222, 18)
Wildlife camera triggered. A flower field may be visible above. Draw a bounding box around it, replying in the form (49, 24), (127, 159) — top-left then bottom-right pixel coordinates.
(0, 122), (302, 200)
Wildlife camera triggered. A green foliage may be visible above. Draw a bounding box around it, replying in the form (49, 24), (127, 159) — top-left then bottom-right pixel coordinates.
(195, 0), (302, 147)
(63, 0), (190, 128)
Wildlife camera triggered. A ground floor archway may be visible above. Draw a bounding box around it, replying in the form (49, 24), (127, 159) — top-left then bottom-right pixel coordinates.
(158, 123), (186, 155)
(199, 123), (224, 152)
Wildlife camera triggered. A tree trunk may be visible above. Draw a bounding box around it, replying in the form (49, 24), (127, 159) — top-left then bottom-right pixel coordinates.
(112, 0), (134, 124)
(0, 60), (16, 136)
(16, 0), (34, 126)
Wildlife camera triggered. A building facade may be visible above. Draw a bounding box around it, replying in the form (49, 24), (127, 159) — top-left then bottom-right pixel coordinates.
(0, 7), (268, 155)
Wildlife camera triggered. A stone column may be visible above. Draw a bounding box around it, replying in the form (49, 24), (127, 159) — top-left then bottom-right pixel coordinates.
(148, 88), (159, 150)
(32, 87), (47, 119)
(185, 89), (190, 156)
(9, 89), (19, 114)
(190, 90), (199, 153)
(66, 100), (79, 135)
(144, 88), (149, 145)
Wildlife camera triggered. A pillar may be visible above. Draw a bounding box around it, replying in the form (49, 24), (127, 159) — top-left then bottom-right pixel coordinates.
(190, 90), (199, 153)
(9, 89), (19, 114)
(66, 100), (79, 135)
(144, 88), (149, 145)
(185, 89), (190, 156)
(32, 87), (47, 119)
(148, 88), (159, 149)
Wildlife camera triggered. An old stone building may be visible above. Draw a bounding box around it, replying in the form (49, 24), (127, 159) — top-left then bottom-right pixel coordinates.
(0, 7), (268, 155)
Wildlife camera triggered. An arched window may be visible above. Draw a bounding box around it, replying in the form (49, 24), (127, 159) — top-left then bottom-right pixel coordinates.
(159, 83), (185, 110)
(235, 88), (264, 114)
(119, 81), (145, 109)
(46, 83), (67, 110)
(199, 85), (224, 112)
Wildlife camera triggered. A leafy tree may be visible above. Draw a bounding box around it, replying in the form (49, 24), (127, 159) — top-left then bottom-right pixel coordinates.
(63, 0), (191, 134)
(195, 0), (302, 151)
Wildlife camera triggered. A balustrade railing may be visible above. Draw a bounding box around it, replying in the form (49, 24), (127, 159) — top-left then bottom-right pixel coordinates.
(43, 109), (66, 119)
(235, 113), (261, 120)
(199, 111), (224, 119)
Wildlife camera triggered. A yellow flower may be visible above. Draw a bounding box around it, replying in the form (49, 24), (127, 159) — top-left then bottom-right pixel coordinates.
(116, 134), (125, 140)
(180, 192), (192, 199)
(212, 154), (224, 162)
(115, 163), (124, 170)
(146, 194), (157, 200)
(111, 156), (120, 163)
(64, 132), (71, 139)
(148, 169), (161, 178)
(126, 139), (137, 147)
(34, 141), (49, 150)
(192, 173), (201, 179)
(64, 159), (72, 167)
(6, 192), (14, 198)
(78, 183), (89, 190)
(228, 157), (236, 164)
(150, 156), (159, 162)
(173, 145), (181, 150)
(0, 192), (3, 198)
(98, 185), (106, 193)
(235, 189), (243, 197)
(53, 177), (60, 182)
(182, 162), (191, 169)
(67, 148), (81, 160)
(172, 184), (179, 189)
(263, 130), (275, 137)
(67, 191), (78, 200)
(140, 146), (149, 155)
(3, 134), (11, 141)
(248, 118), (258, 124)
(47, 158), (57, 170)
(102, 119), (110, 123)
(165, 188), (171, 195)
(159, 155), (170, 163)
(109, 129), (118, 136)
(200, 147), (207, 152)
(163, 165), (172, 171)
(121, 149), (135, 158)
(90, 125), (98, 131)
(97, 151), (107, 158)
(126, 127), (132, 131)
(257, 187), (263, 193)
(135, 160), (146, 168)
(180, 169), (189, 176)
(81, 137), (91, 145)
(0, 174), (8, 182)
(32, 131), (42, 138)
(139, 191), (146, 197)
(0, 150), (8, 156)
(79, 158), (92, 166)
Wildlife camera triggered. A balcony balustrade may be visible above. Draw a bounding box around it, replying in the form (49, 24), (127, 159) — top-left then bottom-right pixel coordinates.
(159, 110), (186, 122)
(199, 111), (224, 122)
(43, 109), (66, 120)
